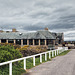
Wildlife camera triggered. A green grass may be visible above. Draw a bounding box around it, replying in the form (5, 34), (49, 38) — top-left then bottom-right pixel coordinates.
(0, 50), (70, 75)
(26, 54), (51, 69)
(0, 62), (25, 75)
(58, 50), (71, 56)
(26, 58), (34, 69)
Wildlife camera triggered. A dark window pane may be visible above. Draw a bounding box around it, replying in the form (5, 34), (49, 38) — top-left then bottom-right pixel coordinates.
(23, 39), (27, 45)
(47, 39), (53, 45)
(1, 39), (6, 43)
(29, 39), (33, 45)
(16, 39), (21, 45)
(40, 39), (45, 45)
(35, 39), (39, 45)
(8, 39), (14, 43)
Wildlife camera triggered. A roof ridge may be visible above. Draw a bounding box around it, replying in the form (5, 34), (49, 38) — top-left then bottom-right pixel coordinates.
(37, 31), (46, 38)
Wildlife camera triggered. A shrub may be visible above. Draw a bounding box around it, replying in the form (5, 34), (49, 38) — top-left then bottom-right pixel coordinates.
(13, 45), (21, 49)
(0, 45), (22, 63)
(0, 43), (13, 46)
(22, 45), (29, 49)
(0, 45), (24, 75)
(20, 46), (47, 57)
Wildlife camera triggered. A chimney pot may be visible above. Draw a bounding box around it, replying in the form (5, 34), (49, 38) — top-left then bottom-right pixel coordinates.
(12, 28), (16, 32)
(45, 27), (48, 30)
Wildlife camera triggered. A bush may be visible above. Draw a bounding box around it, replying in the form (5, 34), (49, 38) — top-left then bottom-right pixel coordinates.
(13, 45), (21, 49)
(0, 43), (13, 46)
(20, 46), (47, 57)
(22, 45), (29, 49)
(0, 45), (24, 75)
(0, 45), (22, 63)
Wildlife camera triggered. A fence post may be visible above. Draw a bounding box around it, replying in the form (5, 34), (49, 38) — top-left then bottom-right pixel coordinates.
(55, 50), (56, 56)
(60, 49), (62, 53)
(33, 56), (35, 66)
(57, 49), (58, 55)
(61, 49), (62, 53)
(60, 49), (61, 53)
(62, 49), (63, 52)
(52, 51), (54, 57)
(49, 51), (51, 59)
(9, 62), (12, 75)
(24, 58), (26, 70)
(40, 54), (42, 63)
(58, 49), (59, 54)
(45, 52), (47, 61)
(59, 50), (60, 54)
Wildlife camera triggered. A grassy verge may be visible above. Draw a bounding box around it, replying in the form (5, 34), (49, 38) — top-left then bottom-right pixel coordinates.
(26, 54), (51, 69)
(58, 50), (71, 56)
(0, 50), (70, 75)
(0, 62), (25, 75)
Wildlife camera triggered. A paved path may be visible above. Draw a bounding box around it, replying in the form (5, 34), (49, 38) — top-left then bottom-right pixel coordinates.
(23, 49), (75, 75)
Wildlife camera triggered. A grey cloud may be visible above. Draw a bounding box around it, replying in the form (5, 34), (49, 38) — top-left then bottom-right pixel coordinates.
(29, 12), (49, 18)
(0, 0), (75, 40)
(34, 0), (53, 8)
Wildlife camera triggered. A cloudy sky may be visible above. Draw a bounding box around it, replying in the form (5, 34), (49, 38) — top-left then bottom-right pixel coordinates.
(0, 0), (75, 41)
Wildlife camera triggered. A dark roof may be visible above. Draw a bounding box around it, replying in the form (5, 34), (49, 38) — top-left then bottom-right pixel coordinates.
(0, 30), (56, 39)
(37, 30), (56, 39)
(52, 32), (63, 39)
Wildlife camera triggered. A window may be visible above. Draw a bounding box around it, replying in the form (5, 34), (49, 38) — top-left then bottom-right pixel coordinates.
(29, 39), (33, 45)
(40, 39), (45, 45)
(16, 39), (21, 45)
(8, 39), (14, 43)
(35, 39), (39, 45)
(1, 39), (6, 43)
(23, 39), (27, 45)
(47, 39), (53, 45)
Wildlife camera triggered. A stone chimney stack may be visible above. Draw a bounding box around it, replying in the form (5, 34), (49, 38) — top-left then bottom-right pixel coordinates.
(0, 30), (3, 32)
(12, 28), (16, 32)
(45, 27), (48, 30)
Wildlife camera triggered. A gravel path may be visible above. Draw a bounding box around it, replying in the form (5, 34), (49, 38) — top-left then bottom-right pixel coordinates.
(23, 49), (75, 75)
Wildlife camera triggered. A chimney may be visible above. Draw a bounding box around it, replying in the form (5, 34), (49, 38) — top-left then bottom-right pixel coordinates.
(0, 30), (3, 32)
(45, 27), (48, 30)
(12, 28), (16, 32)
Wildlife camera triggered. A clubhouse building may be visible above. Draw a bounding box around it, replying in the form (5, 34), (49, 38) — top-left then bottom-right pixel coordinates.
(0, 28), (64, 47)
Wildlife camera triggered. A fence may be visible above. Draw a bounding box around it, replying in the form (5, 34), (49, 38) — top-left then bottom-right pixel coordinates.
(0, 47), (68, 75)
